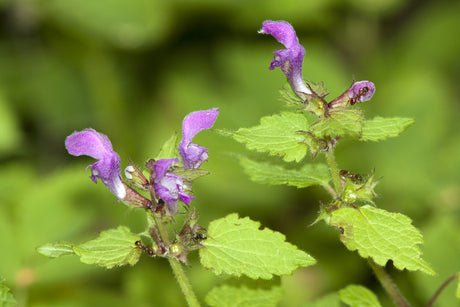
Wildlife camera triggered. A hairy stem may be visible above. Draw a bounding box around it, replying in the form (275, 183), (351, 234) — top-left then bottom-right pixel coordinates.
(152, 213), (171, 246)
(325, 143), (342, 196)
(153, 213), (200, 307)
(427, 272), (459, 307)
(169, 258), (200, 307)
(368, 259), (410, 307)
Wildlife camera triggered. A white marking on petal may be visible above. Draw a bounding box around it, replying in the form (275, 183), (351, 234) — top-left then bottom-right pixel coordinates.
(112, 176), (126, 199)
(124, 165), (135, 179)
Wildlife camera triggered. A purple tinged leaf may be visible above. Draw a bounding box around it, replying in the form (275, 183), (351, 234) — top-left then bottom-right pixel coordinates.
(259, 20), (311, 98)
(65, 129), (126, 199)
(179, 108), (219, 169)
(154, 158), (194, 215)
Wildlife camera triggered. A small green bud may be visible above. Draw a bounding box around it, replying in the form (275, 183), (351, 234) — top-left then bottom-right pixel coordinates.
(170, 243), (189, 264)
(343, 187), (357, 204)
(170, 243), (182, 256)
(149, 244), (159, 256)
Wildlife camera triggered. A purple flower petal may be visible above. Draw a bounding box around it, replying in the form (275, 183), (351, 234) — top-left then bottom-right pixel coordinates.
(179, 108), (219, 169)
(65, 129), (126, 199)
(348, 81), (375, 104)
(259, 20), (310, 97)
(154, 158), (194, 215)
(328, 81), (376, 109)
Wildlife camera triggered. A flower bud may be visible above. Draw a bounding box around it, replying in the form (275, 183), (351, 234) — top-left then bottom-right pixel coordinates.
(124, 162), (149, 187)
(328, 81), (375, 109)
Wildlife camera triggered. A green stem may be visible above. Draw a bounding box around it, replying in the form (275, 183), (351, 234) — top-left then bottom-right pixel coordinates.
(152, 213), (200, 307)
(168, 258), (200, 307)
(152, 213), (171, 246)
(427, 272), (459, 307)
(368, 259), (410, 307)
(325, 143), (342, 196)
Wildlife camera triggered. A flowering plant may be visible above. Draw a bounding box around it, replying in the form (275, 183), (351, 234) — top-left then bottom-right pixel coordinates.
(34, 20), (459, 307)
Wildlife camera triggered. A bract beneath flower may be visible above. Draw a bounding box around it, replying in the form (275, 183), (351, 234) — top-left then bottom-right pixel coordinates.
(154, 158), (193, 215)
(65, 129), (126, 199)
(179, 108), (219, 169)
(259, 20), (311, 98)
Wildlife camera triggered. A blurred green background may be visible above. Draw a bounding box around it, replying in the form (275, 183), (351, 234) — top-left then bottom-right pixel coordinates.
(0, 0), (459, 306)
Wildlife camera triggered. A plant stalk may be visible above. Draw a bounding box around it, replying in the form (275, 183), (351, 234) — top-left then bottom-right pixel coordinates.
(368, 258), (410, 307)
(168, 258), (200, 307)
(325, 144), (342, 196)
(427, 272), (459, 307)
(152, 213), (201, 307)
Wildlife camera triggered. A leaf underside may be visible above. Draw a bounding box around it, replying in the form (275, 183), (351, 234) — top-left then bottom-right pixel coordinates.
(239, 157), (330, 188)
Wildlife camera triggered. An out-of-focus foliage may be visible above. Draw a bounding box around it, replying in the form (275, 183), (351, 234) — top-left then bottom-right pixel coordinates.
(0, 0), (458, 306)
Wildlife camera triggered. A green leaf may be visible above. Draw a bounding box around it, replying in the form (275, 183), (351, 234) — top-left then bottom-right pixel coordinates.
(230, 112), (310, 162)
(239, 157), (330, 188)
(73, 226), (141, 269)
(330, 205), (435, 275)
(0, 278), (16, 307)
(155, 131), (179, 160)
(199, 213), (316, 279)
(360, 117), (415, 141)
(205, 285), (283, 307)
(37, 242), (75, 258)
(339, 285), (382, 307)
(171, 167), (210, 181)
(279, 84), (304, 107)
(309, 108), (363, 138)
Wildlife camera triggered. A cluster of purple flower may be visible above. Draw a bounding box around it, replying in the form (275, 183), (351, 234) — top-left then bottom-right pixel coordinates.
(65, 108), (218, 215)
(259, 20), (375, 106)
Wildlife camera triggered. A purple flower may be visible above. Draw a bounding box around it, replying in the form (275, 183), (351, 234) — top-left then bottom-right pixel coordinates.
(259, 20), (311, 98)
(154, 158), (193, 215)
(65, 129), (126, 200)
(179, 108), (219, 169)
(348, 81), (375, 105)
(328, 81), (376, 109)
